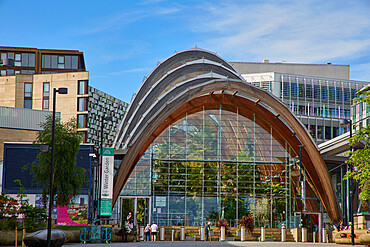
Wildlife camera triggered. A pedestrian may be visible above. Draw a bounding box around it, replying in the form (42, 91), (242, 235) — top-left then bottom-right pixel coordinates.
(205, 221), (211, 241)
(144, 223), (151, 241)
(151, 222), (158, 241)
(127, 212), (134, 230)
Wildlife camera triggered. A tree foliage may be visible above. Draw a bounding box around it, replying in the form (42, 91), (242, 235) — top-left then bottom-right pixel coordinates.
(345, 90), (370, 202)
(25, 115), (85, 207)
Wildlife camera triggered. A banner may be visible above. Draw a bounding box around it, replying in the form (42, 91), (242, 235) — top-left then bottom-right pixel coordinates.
(100, 147), (114, 216)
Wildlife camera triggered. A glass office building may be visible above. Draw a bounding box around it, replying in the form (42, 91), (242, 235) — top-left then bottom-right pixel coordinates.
(242, 72), (369, 143)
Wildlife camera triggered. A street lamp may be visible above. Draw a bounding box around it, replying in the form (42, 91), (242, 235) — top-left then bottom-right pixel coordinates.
(340, 119), (354, 246)
(97, 115), (113, 221)
(47, 88), (68, 247)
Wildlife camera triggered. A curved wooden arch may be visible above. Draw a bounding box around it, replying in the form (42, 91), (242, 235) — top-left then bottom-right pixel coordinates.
(113, 47), (238, 147)
(113, 83), (342, 222)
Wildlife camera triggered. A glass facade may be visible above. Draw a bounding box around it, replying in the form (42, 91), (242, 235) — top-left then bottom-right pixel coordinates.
(243, 73), (368, 143)
(121, 106), (321, 228)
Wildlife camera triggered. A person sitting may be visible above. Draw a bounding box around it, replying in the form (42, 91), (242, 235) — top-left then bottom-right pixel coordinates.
(115, 225), (128, 242)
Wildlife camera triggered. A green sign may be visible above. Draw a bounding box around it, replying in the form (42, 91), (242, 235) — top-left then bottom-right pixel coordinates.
(100, 200), (112, 216)
(102, 147), (114, 156)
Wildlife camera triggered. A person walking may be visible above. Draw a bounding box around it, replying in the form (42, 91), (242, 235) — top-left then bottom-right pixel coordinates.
(150, 222), (158, 241)
(205, 221), (211, 241)
(144, 223), (151, 241)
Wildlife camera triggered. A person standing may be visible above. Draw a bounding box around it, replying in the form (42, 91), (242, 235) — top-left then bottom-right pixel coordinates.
(127, 212), (134, 230)
(150, 222), (158, 241)
(205, 222), (211, 241)
(144, 223), (151, 241)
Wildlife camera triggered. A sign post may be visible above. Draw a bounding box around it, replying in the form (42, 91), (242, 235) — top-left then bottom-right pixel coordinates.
(100, 147), (114, 217)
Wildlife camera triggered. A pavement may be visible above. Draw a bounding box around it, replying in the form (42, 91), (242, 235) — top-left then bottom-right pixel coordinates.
(63, 241), (367, 247)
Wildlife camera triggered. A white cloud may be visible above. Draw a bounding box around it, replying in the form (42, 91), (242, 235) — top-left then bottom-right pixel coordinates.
(80, 6), (180, 35)
(189, 0), (370, 64)
(109, 67), (152, 76)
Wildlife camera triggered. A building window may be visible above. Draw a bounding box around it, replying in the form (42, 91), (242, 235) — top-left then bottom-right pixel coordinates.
(329, 87), (335, 101)
(14, 53), (21, 66)
(78, 131), (87, 143)
(78, 80), (88, 95)
(314, 85), (320, 99)
(24, 82), (33, 109)
(43, 82), (50, 110)
(336, 88), (343, 102)
(77, 114), (87, 128)
(78, 97), (87, 111)
(321, 86), (328, 100)
(317, 126), (323, 139)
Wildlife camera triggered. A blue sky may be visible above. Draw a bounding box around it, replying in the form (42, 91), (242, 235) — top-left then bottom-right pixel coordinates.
(1, 0), (369, 103)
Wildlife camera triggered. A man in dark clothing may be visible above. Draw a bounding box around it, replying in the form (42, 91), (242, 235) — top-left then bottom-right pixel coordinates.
(205, 222), (211, 241)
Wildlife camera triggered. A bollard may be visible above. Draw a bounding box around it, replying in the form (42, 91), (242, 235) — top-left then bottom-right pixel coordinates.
(241, 226), (246, 241)
(281, 226), (286, 242)
(322, 228), (327, 243)
(220, 226), (225, 241)
(160, 226), (165, 241)
(22, 228), (26, 247)
(172, 229), (175, 241)
(15, 227), (17, 247)
(180, 226), (185, 241)
(301, 227), (307, 242)
(313, 231), (316, 243)
(140, 226), (144, 241)
(260, 227), (265, 242)
(200, 225), (205, 241)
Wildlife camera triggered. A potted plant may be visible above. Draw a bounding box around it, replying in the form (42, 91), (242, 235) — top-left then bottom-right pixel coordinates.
(185, 229), (195, 241)
(236, 227), (241, 236)
(239, 215), (254, 236)
(217, 219), (234, 240)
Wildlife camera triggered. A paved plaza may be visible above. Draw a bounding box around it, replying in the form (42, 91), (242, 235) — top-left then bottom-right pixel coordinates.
(63, 241), (367, 247)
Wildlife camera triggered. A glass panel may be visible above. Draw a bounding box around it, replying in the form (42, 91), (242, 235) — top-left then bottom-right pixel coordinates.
(7, 69), (14, 76)
(14, 61), (21, 66)
(78, 98), (85, 111)
(21, 53), (29, 66)
(43, 55), (51, 68)
(77, 114), (86, 128)
(7, 53), (14, 59)
(51, 55), (58, 68)
(1, 70), (6, 76)
(24, 100), (32, 109)
(43, 99), (49, 110)
(29, 54), (35, 67)
(58, 56), (64, 64)
(15, 54), (21, 61)
(1, 53), (6, 59)
(78, 80), (87, 95)
(65, 56), (72, 69)
(58, 64), (65, 69)
(71, 56), (78, 69)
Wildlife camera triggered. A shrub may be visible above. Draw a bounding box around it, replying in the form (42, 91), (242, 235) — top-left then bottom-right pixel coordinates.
(239, 215), (254, 234)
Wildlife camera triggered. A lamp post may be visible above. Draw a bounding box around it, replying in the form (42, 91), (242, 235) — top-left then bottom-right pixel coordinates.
(298, 145), (305, 228)
(341, 119), (354, 246)
(97, 115), (113, 221)
(47, 87), (68, 247)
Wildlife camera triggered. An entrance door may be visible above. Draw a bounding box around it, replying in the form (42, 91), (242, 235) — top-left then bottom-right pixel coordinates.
(120, 197), (151, 227)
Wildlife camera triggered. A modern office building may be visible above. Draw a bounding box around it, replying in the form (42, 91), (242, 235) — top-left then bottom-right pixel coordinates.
(0, 46), (128, 146)
(353, 84), (370, 129)
(0, 46), (85, 76)
(229, 64), (369, 144)
(112, 48), (341, 233)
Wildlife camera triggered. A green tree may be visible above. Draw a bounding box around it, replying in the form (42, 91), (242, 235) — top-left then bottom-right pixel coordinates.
(345, 90), (370, 202)
(25, 116), (86, 207)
